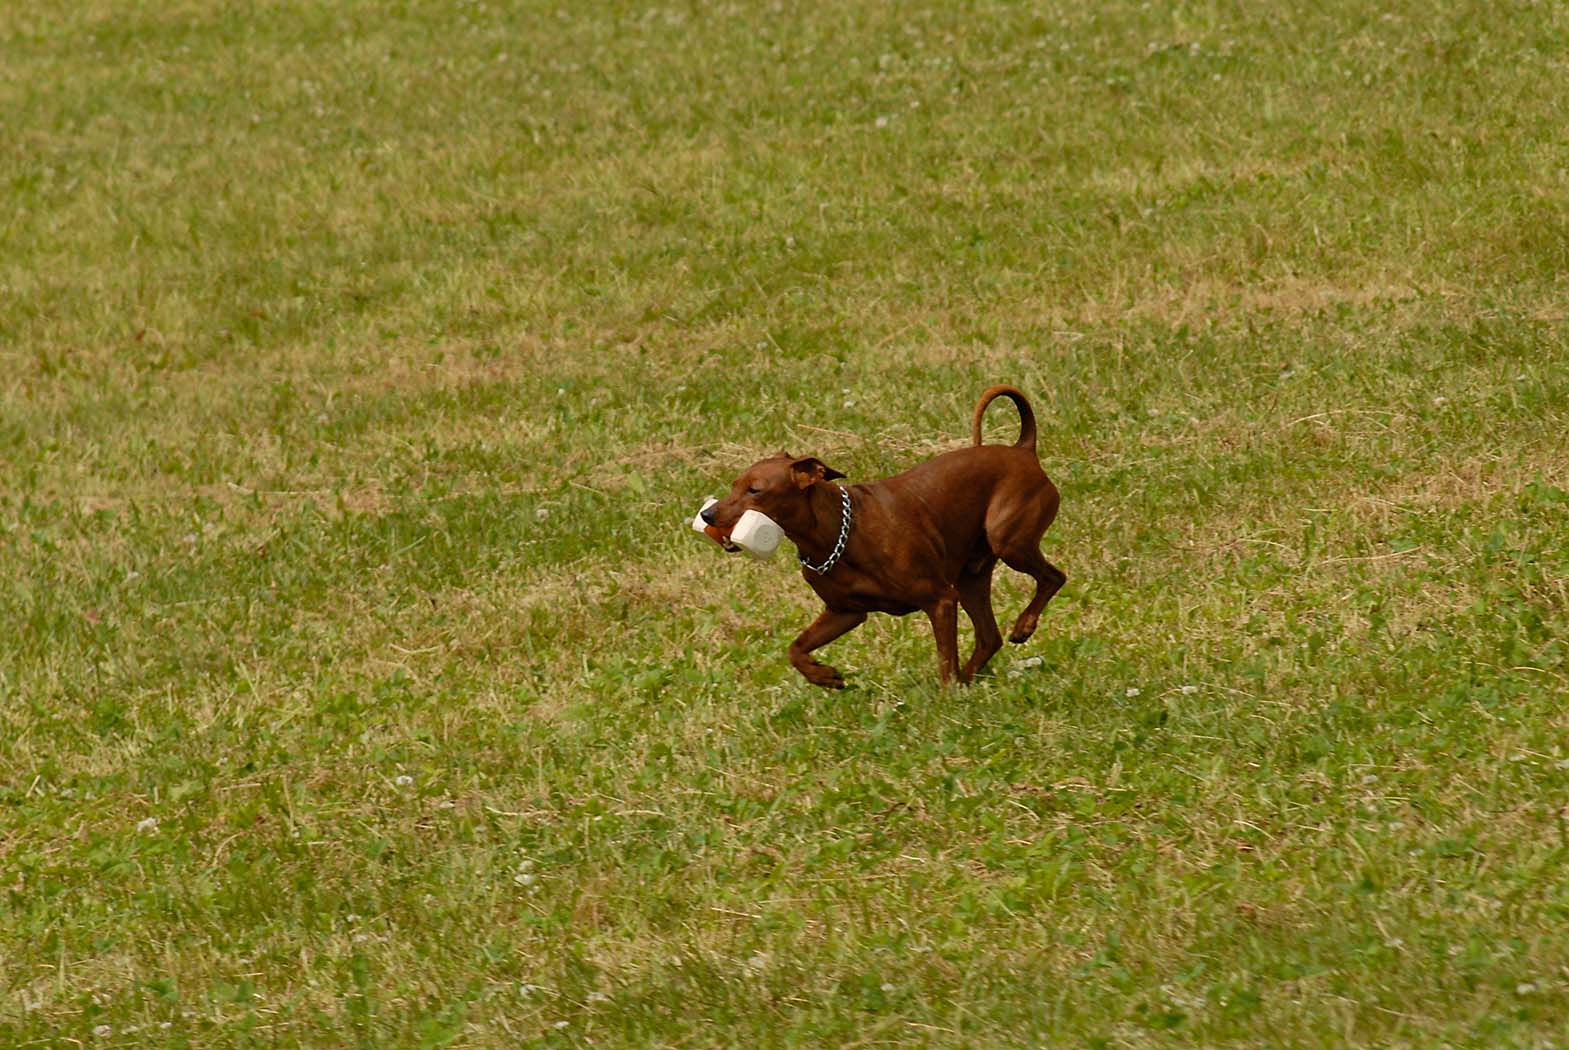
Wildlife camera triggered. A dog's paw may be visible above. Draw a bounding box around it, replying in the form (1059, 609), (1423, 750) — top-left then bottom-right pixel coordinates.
(1008, 620), (1038, 645)
(805, 666), (847, 690)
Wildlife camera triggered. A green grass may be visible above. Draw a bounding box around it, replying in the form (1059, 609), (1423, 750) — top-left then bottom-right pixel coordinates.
(3, 0), (1568, 1045)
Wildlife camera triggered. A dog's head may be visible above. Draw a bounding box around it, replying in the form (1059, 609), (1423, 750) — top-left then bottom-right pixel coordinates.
(700, 453), (844, 551)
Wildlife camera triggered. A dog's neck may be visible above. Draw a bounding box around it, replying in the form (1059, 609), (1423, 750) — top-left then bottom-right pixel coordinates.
(787, 482), (851, 567)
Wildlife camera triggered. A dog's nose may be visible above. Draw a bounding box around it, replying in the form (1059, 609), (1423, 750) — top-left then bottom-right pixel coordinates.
(700, 505), (718, 525)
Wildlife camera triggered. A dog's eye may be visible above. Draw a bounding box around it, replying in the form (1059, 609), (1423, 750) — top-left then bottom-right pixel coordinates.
(747, 484), (763, 495)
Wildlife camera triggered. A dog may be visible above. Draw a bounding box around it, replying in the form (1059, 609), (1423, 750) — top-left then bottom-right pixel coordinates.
(700, 385), (1065, 687)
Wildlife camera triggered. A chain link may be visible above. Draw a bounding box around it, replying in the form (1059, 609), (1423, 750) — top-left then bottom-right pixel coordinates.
(798, 487), (852, 574)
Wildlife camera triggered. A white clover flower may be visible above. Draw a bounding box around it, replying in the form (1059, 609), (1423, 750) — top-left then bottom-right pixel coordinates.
(1125, 687), (1141, 698)
(394, 774), (413, 788)
(874, 115), (890, 128)
(137, 817), (159, 834)
(1007, 655), (1045, 679)
(93, 1025), (112, 1038)
(1179, 684), (1199, 695)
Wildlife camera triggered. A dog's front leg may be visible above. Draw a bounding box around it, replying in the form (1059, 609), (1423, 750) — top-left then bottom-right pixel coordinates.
(924, 590), (961, 684)
(788, 608), (866, 689)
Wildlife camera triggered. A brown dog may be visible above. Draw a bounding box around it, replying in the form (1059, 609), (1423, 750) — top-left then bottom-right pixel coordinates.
(700, 385), (1065, 688)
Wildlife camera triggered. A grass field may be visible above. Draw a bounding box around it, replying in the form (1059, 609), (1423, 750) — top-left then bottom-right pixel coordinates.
(4, 0), (1569, 1045)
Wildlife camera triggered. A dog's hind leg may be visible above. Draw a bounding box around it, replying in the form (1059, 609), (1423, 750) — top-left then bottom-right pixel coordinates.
(956, 565), (1003, 682)
(999, 544), (1066, 644)
(986, 480), (1064, 646)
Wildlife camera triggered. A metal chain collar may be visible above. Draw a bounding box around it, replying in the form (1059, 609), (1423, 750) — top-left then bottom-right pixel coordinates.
(798, 486), (852, 574)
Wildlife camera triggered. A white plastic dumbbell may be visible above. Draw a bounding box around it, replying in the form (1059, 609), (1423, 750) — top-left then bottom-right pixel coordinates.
(691, 497), (783, 559)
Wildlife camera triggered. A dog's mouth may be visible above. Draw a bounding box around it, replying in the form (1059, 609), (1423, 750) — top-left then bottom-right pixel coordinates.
(701, 522), (742, 553)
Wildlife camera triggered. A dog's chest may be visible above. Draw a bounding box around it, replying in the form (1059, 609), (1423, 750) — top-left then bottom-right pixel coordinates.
(803, 565), (923, 616)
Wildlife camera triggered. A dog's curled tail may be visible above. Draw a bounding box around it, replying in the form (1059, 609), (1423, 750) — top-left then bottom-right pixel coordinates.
(971, 385), (1037, 451)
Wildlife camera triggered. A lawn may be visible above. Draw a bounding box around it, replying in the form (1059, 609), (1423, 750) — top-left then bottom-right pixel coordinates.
(2, 0), (1567, 1045)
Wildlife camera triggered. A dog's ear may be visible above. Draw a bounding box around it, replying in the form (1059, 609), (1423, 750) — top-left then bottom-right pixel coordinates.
(789, 457), (846, 488)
